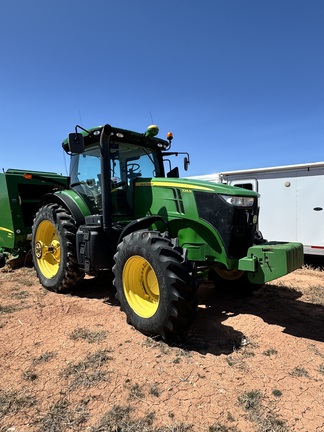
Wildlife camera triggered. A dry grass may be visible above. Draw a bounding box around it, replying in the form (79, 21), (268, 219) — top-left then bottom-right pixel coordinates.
(303, 285), (324, 305)
(127, 382), (145, 401)
(262, 348), (278, 356)
(22, 370), (38, 382)
(238, 390), (288, 432)
(0, 388), (37, 421)
(208, 424), (240, 432)
(289, 366), (310, 378)
(60, 349), (113, 390)
(32, 351), (56, 365)
(0, 304), (19, 314)
(35, 398), (90, 431)
(90, 405), (193, 432)
(69, 327), (108, 344)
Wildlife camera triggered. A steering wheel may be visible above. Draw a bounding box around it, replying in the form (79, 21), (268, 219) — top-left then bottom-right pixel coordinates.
(122, 163), (140, 175)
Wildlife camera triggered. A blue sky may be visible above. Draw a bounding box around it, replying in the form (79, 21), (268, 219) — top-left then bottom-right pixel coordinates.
(1, 0), (323, 177)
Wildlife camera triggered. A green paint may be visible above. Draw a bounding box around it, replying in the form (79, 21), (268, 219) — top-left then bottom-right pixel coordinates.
(239, 242), (304, 284)
(0, 169), (68, 251)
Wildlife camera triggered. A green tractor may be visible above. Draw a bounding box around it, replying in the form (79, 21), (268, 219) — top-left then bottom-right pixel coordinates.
(30, 124), (303, 339)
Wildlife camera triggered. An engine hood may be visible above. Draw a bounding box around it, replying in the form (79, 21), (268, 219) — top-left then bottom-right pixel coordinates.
(138, 177), (259, 198)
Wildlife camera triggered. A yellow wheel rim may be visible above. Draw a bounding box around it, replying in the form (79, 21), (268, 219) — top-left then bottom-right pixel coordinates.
(215, 268), (244, 281)
(122, 256), (159, 318)
(34, 220), (61, 279)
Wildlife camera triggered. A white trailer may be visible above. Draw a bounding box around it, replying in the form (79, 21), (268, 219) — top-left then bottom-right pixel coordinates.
(190, 161), (324, 256)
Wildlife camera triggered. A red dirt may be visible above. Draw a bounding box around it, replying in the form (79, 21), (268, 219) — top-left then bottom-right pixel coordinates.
(0, 265), (323, 431)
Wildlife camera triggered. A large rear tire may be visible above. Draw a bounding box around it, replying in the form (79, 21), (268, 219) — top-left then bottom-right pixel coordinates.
(32, 203), (84, 292)
(113, 230), (197, 339)
(209, 268), (263, 295)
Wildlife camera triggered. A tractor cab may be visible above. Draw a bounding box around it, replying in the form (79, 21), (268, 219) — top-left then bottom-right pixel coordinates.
(63, 124), (188, 217)
(69, 140), (163, 215)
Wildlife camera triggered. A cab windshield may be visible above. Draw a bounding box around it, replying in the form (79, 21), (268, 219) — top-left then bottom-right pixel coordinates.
(70, 141), (162, 215)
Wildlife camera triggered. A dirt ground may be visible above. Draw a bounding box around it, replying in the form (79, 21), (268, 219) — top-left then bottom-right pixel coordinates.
(0, 262), (323, 432)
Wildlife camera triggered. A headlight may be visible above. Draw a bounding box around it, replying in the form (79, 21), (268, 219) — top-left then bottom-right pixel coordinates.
(220, 194), (255, 207)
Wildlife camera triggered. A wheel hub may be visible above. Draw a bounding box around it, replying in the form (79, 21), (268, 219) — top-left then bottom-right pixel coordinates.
(35, 241), (43, 259)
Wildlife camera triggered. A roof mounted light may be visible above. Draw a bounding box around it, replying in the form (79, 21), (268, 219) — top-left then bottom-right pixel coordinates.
(166, 132), (173, 144)
(145, 124), (159, 137)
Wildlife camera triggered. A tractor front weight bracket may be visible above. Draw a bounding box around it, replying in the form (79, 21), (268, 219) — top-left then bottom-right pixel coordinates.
(238, 241), (304, 285)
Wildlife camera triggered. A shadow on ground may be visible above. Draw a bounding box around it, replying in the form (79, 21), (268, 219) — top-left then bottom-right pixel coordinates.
(189, 280), (324, 355)
(70, 273), (118, 303)
(69, 274), (324, 357)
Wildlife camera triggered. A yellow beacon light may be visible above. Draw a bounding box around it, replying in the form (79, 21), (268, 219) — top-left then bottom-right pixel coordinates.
(167, 132), (173, 143)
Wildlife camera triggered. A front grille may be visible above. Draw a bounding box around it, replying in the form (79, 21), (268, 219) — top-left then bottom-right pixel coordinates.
(194, 191), (258, 258)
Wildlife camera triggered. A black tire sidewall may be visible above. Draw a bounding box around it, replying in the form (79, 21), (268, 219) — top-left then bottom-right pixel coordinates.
(114, 236), (174, 335)
(32, 204), (71, 291)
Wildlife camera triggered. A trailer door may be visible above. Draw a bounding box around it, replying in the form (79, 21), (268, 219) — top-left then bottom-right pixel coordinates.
(256, 177), (298, 243)
(296, 176), (324, 255)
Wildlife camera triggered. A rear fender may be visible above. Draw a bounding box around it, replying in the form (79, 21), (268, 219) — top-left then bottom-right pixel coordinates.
(41, 191), (91, 225)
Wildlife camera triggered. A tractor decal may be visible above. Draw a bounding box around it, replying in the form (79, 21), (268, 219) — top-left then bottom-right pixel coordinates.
(136, 181), (213, 191)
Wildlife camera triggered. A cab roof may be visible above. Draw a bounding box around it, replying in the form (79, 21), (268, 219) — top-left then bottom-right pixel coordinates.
(62, 125), (170, 153)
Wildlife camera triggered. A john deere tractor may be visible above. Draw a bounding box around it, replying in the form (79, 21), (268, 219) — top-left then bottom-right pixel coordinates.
(31, 124), (303, 339)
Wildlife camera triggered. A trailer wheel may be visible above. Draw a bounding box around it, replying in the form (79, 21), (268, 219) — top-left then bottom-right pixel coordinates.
(209, 268), (263, 295)
(32, 203), (84, 292)
(113, 230), (197, 340)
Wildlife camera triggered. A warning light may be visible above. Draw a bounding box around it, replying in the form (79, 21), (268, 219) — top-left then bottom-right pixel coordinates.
(167, 132), (173, 143)
(23, 173), (33, 180)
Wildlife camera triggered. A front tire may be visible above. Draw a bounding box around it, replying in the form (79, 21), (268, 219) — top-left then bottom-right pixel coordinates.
(113, 230), (197, 339)
(209, 268), (263, 295)
(32, 203), (84, 292)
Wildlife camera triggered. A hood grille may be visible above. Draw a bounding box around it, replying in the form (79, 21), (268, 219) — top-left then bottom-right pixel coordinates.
(194, 191), (258, 258)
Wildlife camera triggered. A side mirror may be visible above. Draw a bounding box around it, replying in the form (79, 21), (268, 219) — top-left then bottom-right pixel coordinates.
(184, 157), (190, 171)
(68, 133), (84, 154)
